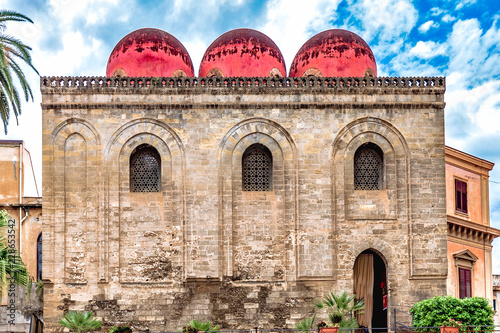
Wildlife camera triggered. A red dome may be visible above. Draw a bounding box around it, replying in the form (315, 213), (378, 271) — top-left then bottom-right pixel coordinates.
(290, 29), (377, 78)
(106, 28), (194, 77)
(199, 29), (286, 77)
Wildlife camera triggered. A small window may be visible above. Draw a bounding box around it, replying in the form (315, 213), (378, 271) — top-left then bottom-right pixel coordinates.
(459, 267), (472, 298)
(493, 299), (496, 311)
(354, 143), (383, 190)
(37, 233), (42, 280)
(242, 144), (272, 191)
(455, 179), (468, 213)
(130, 144), (161, 192)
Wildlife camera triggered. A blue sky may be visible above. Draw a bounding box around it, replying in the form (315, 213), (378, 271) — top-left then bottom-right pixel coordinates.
(2, 0), (500, 274)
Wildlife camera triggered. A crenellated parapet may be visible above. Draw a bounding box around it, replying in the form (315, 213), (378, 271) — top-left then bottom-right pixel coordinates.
(41, 76), (445, 91)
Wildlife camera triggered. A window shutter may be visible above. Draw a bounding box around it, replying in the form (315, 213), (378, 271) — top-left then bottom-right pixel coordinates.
(465, 269), (471, 297)
(462, 182), (468, 212)
(455, 179), (468, 213)
(459, 267), (472, 298)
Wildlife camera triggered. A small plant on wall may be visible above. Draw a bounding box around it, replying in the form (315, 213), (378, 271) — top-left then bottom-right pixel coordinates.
(109, 325), (132, 333)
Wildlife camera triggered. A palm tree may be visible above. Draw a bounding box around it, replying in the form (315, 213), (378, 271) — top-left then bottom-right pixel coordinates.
(59, 311), (102, 333)
(184, 320), (220, 333)
(315, 291), (365, 329)
(0, 209), (32, 298)
(0, 10), (38, 134)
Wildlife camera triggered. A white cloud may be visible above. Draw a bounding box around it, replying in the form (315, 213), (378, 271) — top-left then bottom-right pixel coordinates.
(349, 0), (418, 43)
(442, 14), (456, 23)
(430, 7), (445, 16)
(447, 19), (483, 78)
(48, 0), (119, 26)
(418, 20), (438, 33)
(446, 80), (500, 132)
(455, 0), (477, 11)
(344, 0), (418, 67)
(37, 31), (102, 75)
(183, 38), (207, 76)
(260, 0), (341, 73)
(409, 40), (446, 59)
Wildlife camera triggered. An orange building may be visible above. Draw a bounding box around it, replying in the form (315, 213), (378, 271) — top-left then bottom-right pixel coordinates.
(0, 140), (42, 333)
(445, 146), (500, 302)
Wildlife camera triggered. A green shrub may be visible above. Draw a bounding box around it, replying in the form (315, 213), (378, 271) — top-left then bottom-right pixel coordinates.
(109, 325), (132, 333)
(410, 296), (494, 331)
(183, 320), (219, 333)
(294, 315), (316, 331)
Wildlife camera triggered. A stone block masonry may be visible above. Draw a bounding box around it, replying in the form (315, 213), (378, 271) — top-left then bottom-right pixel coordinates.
(41, 76), (447, 332)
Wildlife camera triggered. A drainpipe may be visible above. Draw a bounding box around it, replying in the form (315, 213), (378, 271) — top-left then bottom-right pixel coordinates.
(19, 142), (24, 256)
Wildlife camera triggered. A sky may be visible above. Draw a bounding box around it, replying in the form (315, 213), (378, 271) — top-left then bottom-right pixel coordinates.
(1, 0), (500, 274)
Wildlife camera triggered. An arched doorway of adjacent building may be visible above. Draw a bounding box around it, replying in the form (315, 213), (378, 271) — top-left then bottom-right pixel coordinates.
(353, 249), (388, 331)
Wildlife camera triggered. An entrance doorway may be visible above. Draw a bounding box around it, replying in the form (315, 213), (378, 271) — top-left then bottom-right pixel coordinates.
(353, 250), (387, 331)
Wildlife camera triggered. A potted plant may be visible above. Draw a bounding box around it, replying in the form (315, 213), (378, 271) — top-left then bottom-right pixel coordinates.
(315, 291), (365, 330)
(440, 318), (462, 333)
(59, 311), (102, 333)
(317, 320), (338, 333)
(182, 325), (199, 333)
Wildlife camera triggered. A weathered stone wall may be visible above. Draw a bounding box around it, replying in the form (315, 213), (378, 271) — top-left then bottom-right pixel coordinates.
(41, 77), (447, 332)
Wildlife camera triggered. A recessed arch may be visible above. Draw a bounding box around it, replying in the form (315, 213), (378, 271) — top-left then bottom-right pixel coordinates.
(47, 118), (101, 284)
(218, 118), (298, 280)
(103, 118), (185, 283)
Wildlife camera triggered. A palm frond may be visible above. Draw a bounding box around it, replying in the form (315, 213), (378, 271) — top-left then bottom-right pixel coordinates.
(188, 320), (219, 332)
(295, 315), (316, 331)
(0, 10), (38, 133)
(0, 10), (33, 24)
(59, 311), (102, 333)
(315, 290), (366, 329)
(0, 209), (33, 299)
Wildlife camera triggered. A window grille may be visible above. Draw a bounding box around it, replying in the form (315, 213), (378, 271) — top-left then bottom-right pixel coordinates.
(130, 145), (161, 192)
(354, 143), (383, 190)
(242, 144), (272, 191)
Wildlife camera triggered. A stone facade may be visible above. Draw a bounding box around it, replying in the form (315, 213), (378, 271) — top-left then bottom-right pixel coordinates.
(41, 76), (447, 332)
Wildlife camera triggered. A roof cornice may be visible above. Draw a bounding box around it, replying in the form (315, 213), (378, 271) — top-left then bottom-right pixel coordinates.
(445, 146), (494, 176)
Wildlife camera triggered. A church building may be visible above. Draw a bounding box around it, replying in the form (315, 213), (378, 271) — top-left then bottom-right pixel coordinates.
(41, 28), (452, 332)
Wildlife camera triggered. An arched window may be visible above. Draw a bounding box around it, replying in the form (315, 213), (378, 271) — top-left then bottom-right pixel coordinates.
(242, 144), (272, 191)
(130, 144), (161, 192)
(37, 233), (42, 280)
(354, 143), (383, 190)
